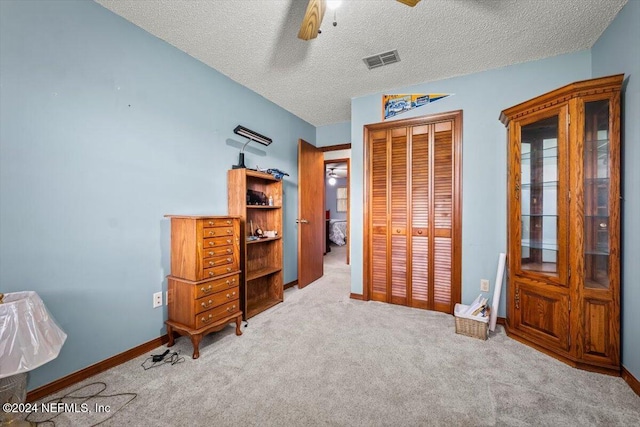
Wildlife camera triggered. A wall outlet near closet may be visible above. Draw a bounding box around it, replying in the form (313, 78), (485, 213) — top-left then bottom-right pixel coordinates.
(480, 279), (490, 293)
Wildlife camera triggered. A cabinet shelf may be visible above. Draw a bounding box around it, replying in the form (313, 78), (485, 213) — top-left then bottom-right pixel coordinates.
(246, 297), (282, 319)
(585, 248), (609, 256)
(247, 205), (282, 209)
(247, 266), (282, 282)
(520, 181), (558, 188)
(521, 240), (558, 251)
(247, 236), (282, 244)
(585, 177), (609, 184)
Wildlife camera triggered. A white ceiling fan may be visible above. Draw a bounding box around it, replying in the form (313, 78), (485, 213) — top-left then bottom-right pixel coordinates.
(298, 0), (421, 41)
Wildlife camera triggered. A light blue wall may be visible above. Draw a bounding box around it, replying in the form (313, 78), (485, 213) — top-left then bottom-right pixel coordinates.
(350, 51), (592, 314)
(316, 121), (351, 147)
(325, 178), (348, 220)
(0, 0), (314, 390)
(591, 0), (640, 380)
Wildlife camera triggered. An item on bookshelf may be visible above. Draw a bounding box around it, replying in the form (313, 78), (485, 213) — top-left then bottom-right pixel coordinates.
(255, 226), (264, 237)
(264, 230), (277, 238)
(268, 194), (274, 206)
(266, 168), (289, 180)
(247, 189), (268, 205)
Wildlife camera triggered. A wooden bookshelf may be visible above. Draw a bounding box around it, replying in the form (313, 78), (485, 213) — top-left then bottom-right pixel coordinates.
(228, 169), (284, 319)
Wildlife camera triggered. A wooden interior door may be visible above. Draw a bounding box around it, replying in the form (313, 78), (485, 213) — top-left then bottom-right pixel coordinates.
(364, 112), (461, 313)
(298, 139), (324, 288)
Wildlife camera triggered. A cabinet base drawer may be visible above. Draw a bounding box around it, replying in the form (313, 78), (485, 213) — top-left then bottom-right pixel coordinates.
(196, 300), (240, 329)
(194, 286), (240, 315)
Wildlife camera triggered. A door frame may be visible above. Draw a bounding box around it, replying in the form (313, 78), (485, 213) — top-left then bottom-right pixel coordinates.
(363, 111), (462, 312)
(323, 157), (351, 265)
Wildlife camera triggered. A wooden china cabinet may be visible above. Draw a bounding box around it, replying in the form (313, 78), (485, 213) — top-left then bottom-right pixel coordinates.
(500, 74), (622, 374)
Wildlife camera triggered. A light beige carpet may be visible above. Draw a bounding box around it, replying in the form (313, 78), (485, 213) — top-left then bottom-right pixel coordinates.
(28, 245), (639, 426)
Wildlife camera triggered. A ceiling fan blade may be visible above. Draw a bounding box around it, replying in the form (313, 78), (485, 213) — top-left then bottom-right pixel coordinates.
(396, 0), (421, 6)
(298, 0), (326, 41)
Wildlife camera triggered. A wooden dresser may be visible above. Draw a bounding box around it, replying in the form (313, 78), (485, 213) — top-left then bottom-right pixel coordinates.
(164, 215), (242, 358)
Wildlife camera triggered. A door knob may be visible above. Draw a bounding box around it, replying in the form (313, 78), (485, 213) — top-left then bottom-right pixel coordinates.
(296, 219), (309, 224)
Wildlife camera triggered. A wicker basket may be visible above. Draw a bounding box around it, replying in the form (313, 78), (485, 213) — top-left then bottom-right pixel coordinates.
(454, 305), (490, 340)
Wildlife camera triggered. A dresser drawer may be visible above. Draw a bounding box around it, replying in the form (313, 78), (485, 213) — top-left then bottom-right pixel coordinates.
(203, 227), (234, 238)
(203, 246), (234, 259)
(196, 274), (239, 298)
(194, 286), (239, 314)
(203, 236), (234, 248)
(204, 254), (234, 269)
(203, 218), (234, 228)
(196, 300), (240, 329)
(204, 264), (236, 278)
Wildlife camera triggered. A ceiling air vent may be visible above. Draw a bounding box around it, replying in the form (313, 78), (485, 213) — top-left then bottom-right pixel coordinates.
(363, 50), (400, 70)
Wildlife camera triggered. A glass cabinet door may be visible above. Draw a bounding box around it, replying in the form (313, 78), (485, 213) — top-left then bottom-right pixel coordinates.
(519, 115), (561, 278)
(583, 100), (610, 289)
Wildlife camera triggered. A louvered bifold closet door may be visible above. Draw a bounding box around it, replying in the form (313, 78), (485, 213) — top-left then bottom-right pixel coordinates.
(411, 126), (430, 309)
(432, 121), (454, 313)
(371, 130), (389, 302)
(390, 128), (409, 305)
(365, 111), (461, 313)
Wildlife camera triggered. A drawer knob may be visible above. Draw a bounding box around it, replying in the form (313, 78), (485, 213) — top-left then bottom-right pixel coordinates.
(209, 271), (216, 277)
(225, 280), (230, 285)
(209, 261), (216, 266)
(201, 285), (213, 294)
(209, 241), (216, 246)
(226, 248), (232, 254)
(209, 231), (216, 236)
(226, 257), (232, 263)
(418, 230), (423, 235)
(226, 293), (231, 299)
(226, 305), (236, 312)
(201, 314), (213, 324)
(201, 300), (213, 308)
(208, 221), (215, 226)
(226, 220), (231, 224)
(226, 267), (231, 272)
(226, 239), (231, 244)
(226, 229), (232, 234)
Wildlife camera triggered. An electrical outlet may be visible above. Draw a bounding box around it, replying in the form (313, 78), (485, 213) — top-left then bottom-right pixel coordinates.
(480, 279), (490, 293)
(153, 292), (162, 308)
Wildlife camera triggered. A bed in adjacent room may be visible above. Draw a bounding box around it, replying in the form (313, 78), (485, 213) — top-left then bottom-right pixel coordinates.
(328, 219), (347, 246)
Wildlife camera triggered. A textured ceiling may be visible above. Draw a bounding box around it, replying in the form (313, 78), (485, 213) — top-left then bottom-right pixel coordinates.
(95, 0), (626, 126)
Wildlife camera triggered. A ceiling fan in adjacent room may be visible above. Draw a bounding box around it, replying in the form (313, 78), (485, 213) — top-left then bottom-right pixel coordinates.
(327, 168), (339, 186)
(298, 0), (421, 41)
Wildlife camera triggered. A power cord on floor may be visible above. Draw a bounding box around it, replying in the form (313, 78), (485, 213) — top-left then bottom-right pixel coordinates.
(140, 348), (184, 370)
(25, 381), (136, 427)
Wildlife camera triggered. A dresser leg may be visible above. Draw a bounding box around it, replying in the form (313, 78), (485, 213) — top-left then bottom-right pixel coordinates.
(190, 333), (202, 359)
(235, 314), (243, 336)
(166, 323), (175, 347)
